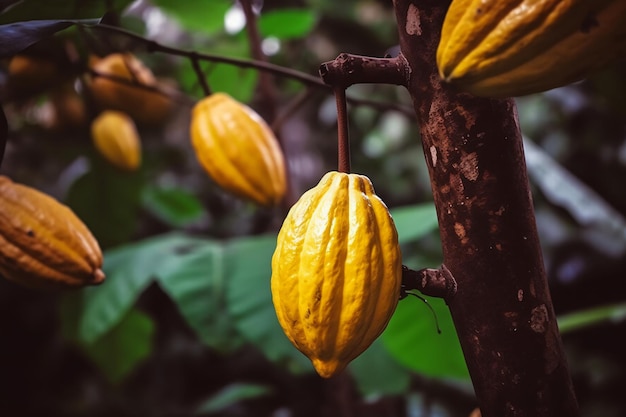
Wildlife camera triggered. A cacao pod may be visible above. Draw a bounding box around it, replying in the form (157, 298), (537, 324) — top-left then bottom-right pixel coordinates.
(437, 0), (626, 97)
(91, 110), (142, 171)
(6, 54), (60, 99)
(271, 171), (402, 378)
(190, 93), (287, 206)
(87, 53), (172, 125)
(0, 176), (105, 290)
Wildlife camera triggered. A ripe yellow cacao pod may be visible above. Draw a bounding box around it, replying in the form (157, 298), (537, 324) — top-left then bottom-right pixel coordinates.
(87, 53), (172, 125)
(271, 171), (402, 378)
(437, 0), (626, 97)
(91, 110), (142, 171)
(0, 176), (105, 290)
(190, 93), (287, 206)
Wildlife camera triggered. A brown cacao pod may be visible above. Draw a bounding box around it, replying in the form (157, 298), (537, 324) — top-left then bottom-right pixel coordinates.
(87, 53), (172, 125)
(271, 171), (402, 378)
(190, 93), (287, 206)
(437, 0), (626, 97)
(6, 54), (61, 99)
(91, 110), (142, 171)
(0, 176), (104, 289)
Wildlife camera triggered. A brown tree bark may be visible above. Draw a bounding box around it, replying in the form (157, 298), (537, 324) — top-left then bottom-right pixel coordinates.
(391, 1), (580, 416)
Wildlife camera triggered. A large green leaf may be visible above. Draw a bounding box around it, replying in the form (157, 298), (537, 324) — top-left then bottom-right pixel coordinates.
(258, 9), (317, 40)
(152, 0), (230, 34)
(76, 233), (202, 343)
(75, 232), (251, 354)
(155, 238), (245, 352)
(382, 296), (470, 380)
(349, 338), (411, 397)
(390, 203), (439, 244)
(0, 0), (134, 23)
(82, 307), (155, 384)
(225, 234), (313, 374)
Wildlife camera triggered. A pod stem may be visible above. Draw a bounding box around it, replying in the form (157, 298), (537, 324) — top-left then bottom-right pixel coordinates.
(334, 85), (351, 173)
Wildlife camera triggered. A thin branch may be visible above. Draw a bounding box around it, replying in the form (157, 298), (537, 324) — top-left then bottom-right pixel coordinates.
(82, 23), (324, 87)
(240, 0), (278, 123)
(334, 86), (351, 173)
(81, 24), (416, 115)
(189, 52), (211, 96)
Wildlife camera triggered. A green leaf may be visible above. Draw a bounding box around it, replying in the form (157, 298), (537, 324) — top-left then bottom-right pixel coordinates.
(155, 239), (245, 352)
(225, 234), (313, 374)
(382, 296), (470, 380)
(152, 0), (230, 34)
(0, 0), (134, 24)
(141, 185), (206, 227)
(65, 162), (144, 248)
(76, 233), (202, 344)
(390, 203), (439, 244)
(195, 383), (272, 414)
(558, 302), (626, 334)
(349, 339), (411, 397)
(82, 308), (155, 384)
(258, 9), (317, 40)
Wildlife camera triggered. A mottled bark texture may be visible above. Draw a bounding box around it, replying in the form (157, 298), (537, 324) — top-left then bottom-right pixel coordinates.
(392, 1), (579, 416)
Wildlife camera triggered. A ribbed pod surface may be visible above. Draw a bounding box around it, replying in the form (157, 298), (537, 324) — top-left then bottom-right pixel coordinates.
(0, 176), (104, 289)
(271, 172), (402, 377)
(437, 0), (626, 97)
(190, 93), (287, 206)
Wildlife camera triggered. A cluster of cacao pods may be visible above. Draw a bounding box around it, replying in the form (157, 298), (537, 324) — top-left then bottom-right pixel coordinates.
(86, 52), (178, 171)
(189, 92), (287, 206)
(271, 171), (403, 378)
(0, 176), (105, 290)
(437, 0), (626, 97)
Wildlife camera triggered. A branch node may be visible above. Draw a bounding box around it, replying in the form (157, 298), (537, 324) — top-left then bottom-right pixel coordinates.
(401, 264), (457, 301)
(319, 53), (409, 88)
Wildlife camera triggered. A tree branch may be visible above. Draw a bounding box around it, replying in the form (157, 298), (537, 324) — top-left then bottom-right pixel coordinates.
(392, 1), (580, 416)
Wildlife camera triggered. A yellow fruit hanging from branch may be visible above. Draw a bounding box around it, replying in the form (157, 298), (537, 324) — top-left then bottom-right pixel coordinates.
(271, 171), (402, 378)
(437, 0), (626, 97)
(190, 93), (287, 206)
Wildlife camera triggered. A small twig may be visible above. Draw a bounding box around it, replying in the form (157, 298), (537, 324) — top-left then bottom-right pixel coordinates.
(240, 0), (278, 123)
(189, 52), (211, 96)
(319, 53), (410, 88)
(82, 23), (324, 87)
(334, 86), (351, 173)
(401, 264), (457, 300)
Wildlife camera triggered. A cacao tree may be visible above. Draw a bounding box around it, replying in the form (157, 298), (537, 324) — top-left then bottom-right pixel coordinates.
(0, 1), (625, 416)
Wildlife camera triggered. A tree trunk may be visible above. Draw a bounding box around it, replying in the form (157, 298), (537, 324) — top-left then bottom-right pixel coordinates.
(392, 1), (580, 416)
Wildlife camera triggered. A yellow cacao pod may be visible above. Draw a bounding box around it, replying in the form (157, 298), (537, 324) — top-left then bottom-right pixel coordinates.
(437, 0), (626, 97)
(190, 93), (287, 206)
(87, 53), (172, 125)
(271, 171), (402, 378)
(0, 176), (105, 290)
(91, 110), (142, 171)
